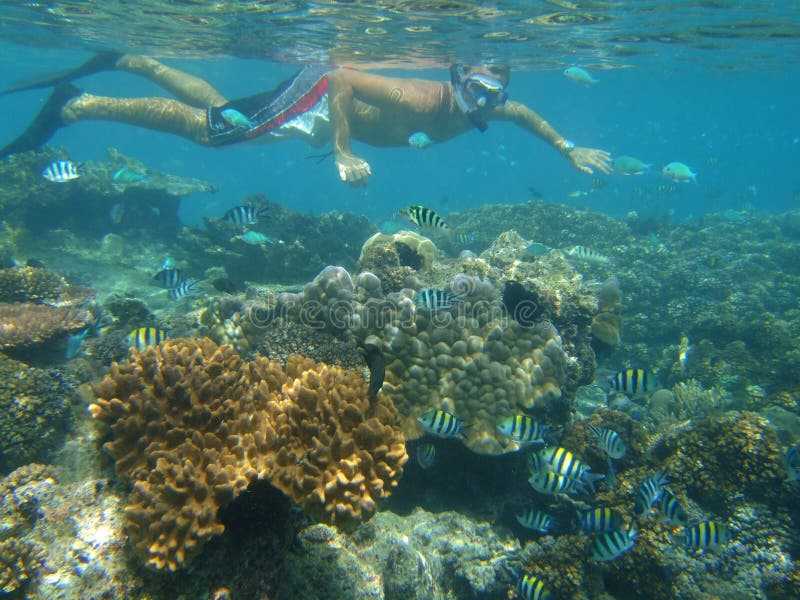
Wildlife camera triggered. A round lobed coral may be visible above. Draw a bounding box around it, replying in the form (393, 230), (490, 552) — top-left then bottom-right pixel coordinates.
(0, 354), (75, 473)
(90, 338), (407, 571)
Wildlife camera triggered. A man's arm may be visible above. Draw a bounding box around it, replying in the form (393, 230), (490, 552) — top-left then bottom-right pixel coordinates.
(493, 100), (612, 175)
(327, 70), (372, 186)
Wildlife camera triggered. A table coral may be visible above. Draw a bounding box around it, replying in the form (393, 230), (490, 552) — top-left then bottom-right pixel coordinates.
(0, 302), (91, 350)
(90, 338), (407, 571)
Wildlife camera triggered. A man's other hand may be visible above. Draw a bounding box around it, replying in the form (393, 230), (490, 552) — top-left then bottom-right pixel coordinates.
(569, 147), (612, 175)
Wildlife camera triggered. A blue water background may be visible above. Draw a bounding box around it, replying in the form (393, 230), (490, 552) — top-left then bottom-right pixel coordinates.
(1, 40), (798, 227)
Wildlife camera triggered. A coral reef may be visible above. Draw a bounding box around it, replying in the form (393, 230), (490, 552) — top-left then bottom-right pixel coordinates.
(0, 354), (75, 472)
(0, 266), (68, 303)
(0, 302), (91, 351)
(0, 148), (212, 238)
(277, 508), (522, 599)
(656, 411), (784, 513)
(177, 194), (374, 285)
(276, 265), (570, 455)
(90, 338), (407, 571)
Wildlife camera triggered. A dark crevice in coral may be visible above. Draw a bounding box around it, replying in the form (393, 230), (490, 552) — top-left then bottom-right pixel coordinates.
(393, 242), (423, 271)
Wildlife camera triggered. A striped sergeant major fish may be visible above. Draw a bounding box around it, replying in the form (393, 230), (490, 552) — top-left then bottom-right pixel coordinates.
(417, 409), (466, 440)
(566, 245), (610, 264)
(414, 289), (461, 311)
(658, 489), (689, 526)
(515, 507), (553, 533)
(578, 507), (624, 535)
(784, 445), (800, 483)
(126, 327), (168, 352)
(516, 573), (552, 600)
(224, 205), (266, 226)
(153, 268), (190, 289)
(679, 521), (730, 551)
(416, 443), (437, 469)
(42, 160), (79, 182)
(588, 424), (627, 459)
(399, 204), (449, 230)
(608, 368), (660, 399)
(590, 527), (637, 562)
(634, 468), (669, 518)
(496, 415), (548, 445)
(529, 469), (585, 496)
(530, 447), (604, 490)
(168, 279), (200, 300)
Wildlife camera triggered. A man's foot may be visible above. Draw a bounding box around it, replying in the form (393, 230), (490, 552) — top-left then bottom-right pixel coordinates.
(0, 83), (82, 158)
(0, 51), (121, 97)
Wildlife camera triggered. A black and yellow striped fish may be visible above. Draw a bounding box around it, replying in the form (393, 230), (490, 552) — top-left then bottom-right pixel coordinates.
(400, 204), (449, 230)
(588, 424), (627, 459)
(634, 468), (669, 518)
(578, 507), (623, 535)
(528, 469), (584, 496)
(681, 521), (729, 550)
(126, 327), (168, 351)
(417, 409), (465, 439)
(496, 415), (548, 445)
(531, 447), (602, 487)
(515, 507), (553, 533)
(590, 527), (637, 562)
(658, 490), (689, 526)
(609, 368), (660, 398)
(516, 573), (552, 600)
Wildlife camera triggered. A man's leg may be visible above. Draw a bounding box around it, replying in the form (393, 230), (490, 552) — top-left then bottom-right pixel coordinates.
(115, 54), (228, 108)
(61, 93), (210, 144)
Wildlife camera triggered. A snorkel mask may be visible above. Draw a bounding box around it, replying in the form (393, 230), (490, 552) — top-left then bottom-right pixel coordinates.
(450, 64), (509, 132)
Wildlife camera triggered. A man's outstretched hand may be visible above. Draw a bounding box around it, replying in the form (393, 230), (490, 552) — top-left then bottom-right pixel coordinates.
(568, 147), (612, 175)
(336, 153), (371, 186)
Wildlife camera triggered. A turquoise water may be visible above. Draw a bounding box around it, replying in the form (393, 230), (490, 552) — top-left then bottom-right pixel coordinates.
(0, 1), (798, 223)
(1, 2), (800, 599)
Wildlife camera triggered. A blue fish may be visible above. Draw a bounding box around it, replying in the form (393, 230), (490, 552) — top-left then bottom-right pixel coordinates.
(238, 231), (274, 245)
(65, 328), (89, 359)
(221, 108), (254, 129)
(408, 131), (433, 149)
(563, 66), (598, 86)
(111, 167), (148, 183)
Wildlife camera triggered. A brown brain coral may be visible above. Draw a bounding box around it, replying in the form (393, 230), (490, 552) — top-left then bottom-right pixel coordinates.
(90, 338), (407, 571)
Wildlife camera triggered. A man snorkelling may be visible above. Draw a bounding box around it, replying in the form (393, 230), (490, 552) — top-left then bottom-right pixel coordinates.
(0, 54), (612, 185)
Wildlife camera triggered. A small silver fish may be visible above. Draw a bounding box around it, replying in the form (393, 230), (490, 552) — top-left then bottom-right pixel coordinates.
(42, 160), (79, 182)
(168, 279), (200, 300)
(414, 289), (460, 311)
(221, 108), (254, 129)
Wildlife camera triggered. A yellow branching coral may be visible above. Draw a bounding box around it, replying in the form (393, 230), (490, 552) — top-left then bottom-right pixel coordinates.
(90, 338), (407, 571)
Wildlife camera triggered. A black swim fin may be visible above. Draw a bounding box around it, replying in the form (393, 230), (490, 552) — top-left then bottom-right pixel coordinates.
(0, 82), (82, 158)
(0, 51), (121, 97)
